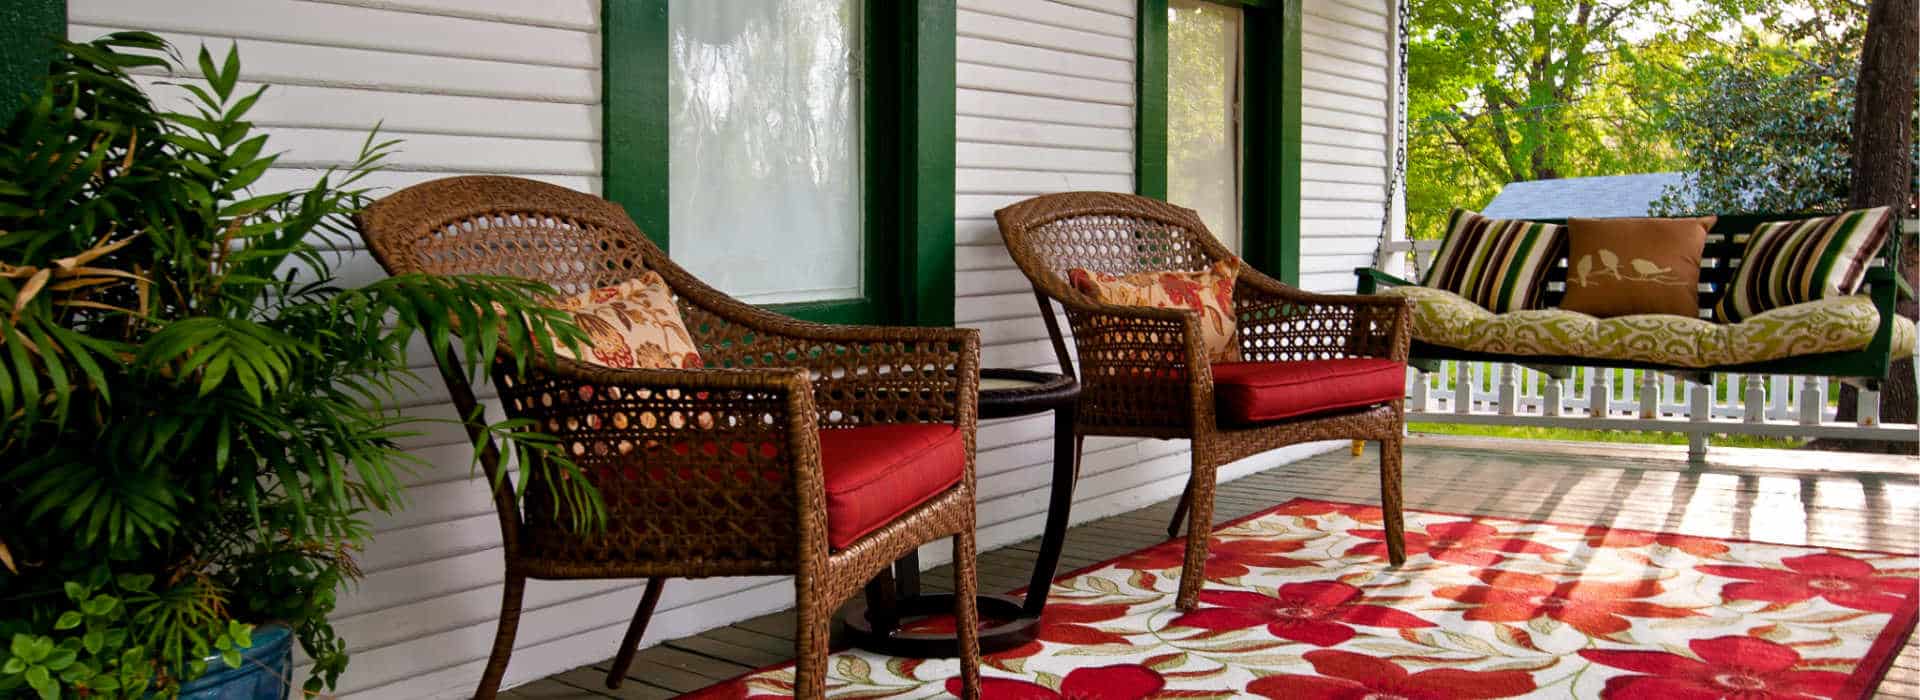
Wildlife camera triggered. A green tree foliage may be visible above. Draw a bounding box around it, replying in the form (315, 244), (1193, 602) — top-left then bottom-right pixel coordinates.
(1406, 0), (1747, 238)
(1649, 60), (1862, 215)
(1166, 0), (1243, 241)
(1651, 2), (1917, 216)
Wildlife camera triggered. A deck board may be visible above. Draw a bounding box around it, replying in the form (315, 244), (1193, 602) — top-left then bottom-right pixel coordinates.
(533, 439), (1920, 699)
(667, 636), (792, 669)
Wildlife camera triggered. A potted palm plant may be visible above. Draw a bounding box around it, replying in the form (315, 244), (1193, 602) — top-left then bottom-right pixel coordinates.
(0, 33), (599, 698)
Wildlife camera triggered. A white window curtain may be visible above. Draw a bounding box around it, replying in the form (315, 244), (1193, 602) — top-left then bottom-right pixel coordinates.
(1167, 0), (1243, 251)
(668, 0), (863, 304)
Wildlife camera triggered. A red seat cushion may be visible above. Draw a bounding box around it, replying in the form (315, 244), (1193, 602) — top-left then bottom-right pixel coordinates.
(1212, 358), (1405, 424)
(820, 424), (966, 549)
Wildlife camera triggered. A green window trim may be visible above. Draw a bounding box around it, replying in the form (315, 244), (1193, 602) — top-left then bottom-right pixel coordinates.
(1139, 0), (1302, 285)
(0, 0), (65, 124)
(1135, 0), (1168, 201)
(601, 0), (957, 327)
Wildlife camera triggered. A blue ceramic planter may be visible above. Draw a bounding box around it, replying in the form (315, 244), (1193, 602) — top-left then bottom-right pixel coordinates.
(174, 624), (293, 700)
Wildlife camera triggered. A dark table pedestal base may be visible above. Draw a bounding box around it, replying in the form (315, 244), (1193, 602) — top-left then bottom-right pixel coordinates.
(838, 370), (1081, 659)
(840, 593), (1037, 657)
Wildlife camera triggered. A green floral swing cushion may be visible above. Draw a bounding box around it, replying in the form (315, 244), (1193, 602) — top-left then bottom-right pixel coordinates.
(1381, 286), (1914, 368)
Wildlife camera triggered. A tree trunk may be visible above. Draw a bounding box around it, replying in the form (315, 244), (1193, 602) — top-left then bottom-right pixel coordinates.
(1825, 0), (1917, 455)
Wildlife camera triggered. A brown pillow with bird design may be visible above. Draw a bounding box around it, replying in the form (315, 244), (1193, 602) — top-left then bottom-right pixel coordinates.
(547, 271), (703, 369)
(1561, 216), (1716, 318)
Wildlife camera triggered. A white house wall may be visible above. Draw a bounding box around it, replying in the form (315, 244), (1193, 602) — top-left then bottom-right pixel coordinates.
(1300, 0), (1395, 292)
(64, 1), (1396, 697)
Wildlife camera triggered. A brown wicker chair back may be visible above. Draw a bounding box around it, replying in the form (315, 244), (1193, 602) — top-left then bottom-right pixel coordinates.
(358, 175), (657, 295)
(994, 191), (1412, 612)
(358, 175), (813, 573)
(994, 191), (1232, 301)
(357, 176), (984, 699)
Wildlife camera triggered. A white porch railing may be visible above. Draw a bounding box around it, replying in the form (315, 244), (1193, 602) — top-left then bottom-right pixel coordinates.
(1375, 238), (1919, 460)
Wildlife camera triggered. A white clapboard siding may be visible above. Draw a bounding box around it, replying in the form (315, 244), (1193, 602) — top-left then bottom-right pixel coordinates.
(307, 0), (600, 30)
(70, 0), (597, 67)
(72, 25), (599, 102)
(65, 2), (636, 698)
(950, 11), (1357, 688)
(65, 0), (1393, 696)
(1301, 0), (1394, 292)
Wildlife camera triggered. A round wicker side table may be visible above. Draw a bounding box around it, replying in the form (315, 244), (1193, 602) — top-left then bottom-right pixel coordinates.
(840, 369), (1082, 658)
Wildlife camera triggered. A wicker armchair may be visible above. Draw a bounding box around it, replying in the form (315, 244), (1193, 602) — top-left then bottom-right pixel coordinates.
(995, 192), (1412, 611)
(357, 176), (982, 700)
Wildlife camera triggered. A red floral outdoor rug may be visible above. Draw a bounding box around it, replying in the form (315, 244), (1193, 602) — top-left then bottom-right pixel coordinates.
(684, 498), (1919, 699)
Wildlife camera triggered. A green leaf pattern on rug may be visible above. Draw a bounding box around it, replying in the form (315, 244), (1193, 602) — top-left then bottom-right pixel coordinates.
(689, 499), (1918, 699)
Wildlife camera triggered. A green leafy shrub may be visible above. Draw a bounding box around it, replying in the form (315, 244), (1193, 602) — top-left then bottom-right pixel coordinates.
(1651, 58), (1861, 216)
(1650, 17), (1919, 217)
(0, 33), (598, 697)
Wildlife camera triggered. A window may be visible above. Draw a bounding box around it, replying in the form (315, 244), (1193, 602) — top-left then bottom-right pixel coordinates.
(667, 0), (864, 305)
(604, 0), (956, 325)
(1167, 0), (1243, 251)
(1139, 0), (1300, 282)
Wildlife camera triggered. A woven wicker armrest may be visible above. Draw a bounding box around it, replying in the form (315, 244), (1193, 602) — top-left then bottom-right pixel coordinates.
(788, 322), (980, 430)
(1054, 293), (1211, 432)
(1233, 268), (1412, 363)
(651, 265), (981, 429)
(491, 356), (840, 569)
(1057, 293), (1207, 373)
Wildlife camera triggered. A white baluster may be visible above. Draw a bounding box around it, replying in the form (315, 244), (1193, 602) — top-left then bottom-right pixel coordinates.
(1590, 368), (1613, 418)
(1798, 376), (1826, 425)
(1688, 380), (1712, 463)
(1521, 369), (1537, 413)
(1857, 386), (1881, 427)
(1728, 370), (1743, 414)
(1543, 375), (1564, 417)
(1658, 373), (1676, 415)
(1409, 367), (1430, 413)
(1498, 363), (1519, 416)
(1455, 362), (1474, 414)
(1744, 375), (1766, 424)
(1769, 375), (1790, 420)
(1639, 371), (1659, 419)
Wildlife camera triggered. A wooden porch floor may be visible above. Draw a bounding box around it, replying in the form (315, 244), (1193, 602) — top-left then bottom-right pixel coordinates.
(507, 438), (1920, 699)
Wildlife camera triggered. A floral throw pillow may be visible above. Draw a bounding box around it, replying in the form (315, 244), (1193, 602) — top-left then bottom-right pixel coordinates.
(1067, 259), (1241, 363)
(547, 271), (703, 369)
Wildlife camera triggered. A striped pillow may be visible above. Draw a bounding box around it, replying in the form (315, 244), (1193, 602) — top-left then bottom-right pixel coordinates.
(1715, 207), (1892, 323)
(1420, 209), (1568, 313)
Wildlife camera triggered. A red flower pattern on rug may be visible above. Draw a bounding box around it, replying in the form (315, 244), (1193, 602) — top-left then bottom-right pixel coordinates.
(1562, 524), (1734, 559)
(1249, 650), (1539, 699)
(1432, 569), (1698, 638)
(897, 601), (1134, 661)
(1273, 499), (1385, 523)
(943, 664), (1163, 700)
(1171, 582), (1435, 646)
(1578, 635), (1851, 699)
(992, 602), (1133, 661)
(678, 499), (1920, 699)
(1349, 519), (1563, 567)
(1111, 534), (1316, 579)
(1697, 552), (1917, 614)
